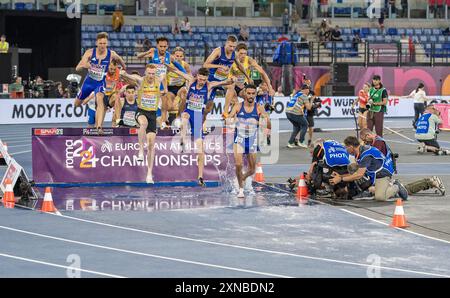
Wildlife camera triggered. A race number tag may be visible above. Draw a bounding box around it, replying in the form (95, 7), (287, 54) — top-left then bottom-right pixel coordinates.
(88, 64), (105, 81)
(141, 94), (158, 110)
(123, 111), (137, 127)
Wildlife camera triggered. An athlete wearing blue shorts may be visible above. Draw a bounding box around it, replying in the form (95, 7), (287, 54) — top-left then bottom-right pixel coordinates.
(167, 65), (235, 186)
(203, 35), (250, 118)
(227, 84), (270, 198)
(75, 32), (125, 128)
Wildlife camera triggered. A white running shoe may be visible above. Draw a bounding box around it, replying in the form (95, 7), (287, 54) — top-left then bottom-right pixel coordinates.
(287, 143), (297, 148)
(237, 188), (245, 198)
(430, 176), (446, 196)
(146, 173), (154, 184)
(297, 142), (308, 149)
(417, 143), (426, 154)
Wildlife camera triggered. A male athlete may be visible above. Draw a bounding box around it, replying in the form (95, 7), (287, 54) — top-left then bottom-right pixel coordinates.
(229, 43), (274, 106)
(227, 84), (270, 198)
(167, 65), (236, 186)
(203, 35), (251, 118)
(166, 46), (191, 124)
(82, 60), (124, 129)
(120, 64), (165, 183)
(75, 32), (126, 129)
(114, 85), (139, 128)
(137, 37), (186, 126)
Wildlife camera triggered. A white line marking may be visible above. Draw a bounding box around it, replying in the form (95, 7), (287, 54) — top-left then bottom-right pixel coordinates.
(0, 225), (292, 278)
(0, 252), (125, 278)
(0, 140), (29, 145)
(261, 182), (450, 245)
(6, 144), (31, 148)
(0, 137), (30, 141)
(18, 212), (450, 277)
(0, 133), (30, 137)
(340, 209), (450, 245)
(9, 150), (32, 155)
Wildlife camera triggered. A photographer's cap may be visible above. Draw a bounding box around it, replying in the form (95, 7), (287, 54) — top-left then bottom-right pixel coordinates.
(301, 84), (309, 90)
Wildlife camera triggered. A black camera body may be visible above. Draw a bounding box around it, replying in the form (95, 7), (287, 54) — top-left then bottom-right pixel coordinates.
(309, 95), (322, 115)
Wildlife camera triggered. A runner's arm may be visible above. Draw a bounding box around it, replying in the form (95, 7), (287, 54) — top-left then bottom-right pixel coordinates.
(227, 102), (241, 119)
(76, 49), (92, 72)
(136, 48), (153, 59)
(111, 50), (126, 70)
(120, 70), (143, 86)
(234, 57), (252, 83)
(203, 48), (224, 70)
(165, 63), (194, 83)
(208, 76), (236, 89)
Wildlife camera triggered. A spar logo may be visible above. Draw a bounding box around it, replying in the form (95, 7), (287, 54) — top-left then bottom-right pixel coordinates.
(34, 128), (64, 136)
(101, 140), (113, 153)
(65, 139), (99, 169)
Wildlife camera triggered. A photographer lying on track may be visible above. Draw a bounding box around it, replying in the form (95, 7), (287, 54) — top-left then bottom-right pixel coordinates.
(359, 128), (445, 196)
(330, 136), (408, 201)
(415, 104), (450, 155)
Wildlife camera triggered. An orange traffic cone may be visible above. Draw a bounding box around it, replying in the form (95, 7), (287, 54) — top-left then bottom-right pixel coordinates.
(296, 173), (309, 201)
(40, 187), (57, 213)
(390, 199), (409, 228)
(254, 162), (265, 183)
(2, 178), (15, 209)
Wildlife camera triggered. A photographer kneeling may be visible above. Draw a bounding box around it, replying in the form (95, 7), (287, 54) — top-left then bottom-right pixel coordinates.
(330, 136), (408, 201)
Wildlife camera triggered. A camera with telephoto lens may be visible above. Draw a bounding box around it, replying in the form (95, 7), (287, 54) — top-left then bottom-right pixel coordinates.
(366, 98), (374, 110)
(309, 95), (322, 115)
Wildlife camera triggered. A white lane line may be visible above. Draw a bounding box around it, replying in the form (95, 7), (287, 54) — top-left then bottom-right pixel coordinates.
(0, 136), (30, 141)
(341, 209), (450, 245)
(0, 225), (292, 278)
(22, 213), (450, 277)
(0, 140), (30, 145)
(9, 150), (32, 155)
(6, 144), (31, 148)
(0, 133), (30, 138)
(0, 252), (125, 278)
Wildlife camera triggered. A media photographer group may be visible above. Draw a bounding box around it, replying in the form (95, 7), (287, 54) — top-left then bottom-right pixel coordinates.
(6, 74), (80, 99)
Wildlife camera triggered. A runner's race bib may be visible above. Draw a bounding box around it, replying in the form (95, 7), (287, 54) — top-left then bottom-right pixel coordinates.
(123, 110), (137, 127)
(141, 94), (158, 110)
(214, 67), (229, 81)
(156, 64), (167, 79)
(88, 64), (105, 81)
(187, 94), (204, 112)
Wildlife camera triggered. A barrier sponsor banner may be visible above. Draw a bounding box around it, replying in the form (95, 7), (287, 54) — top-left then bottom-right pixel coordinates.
(0, 98), (112, 124)
(32, 128), (233, 184)
(435, 103), (450, 131)
(3, 96), (450, 124)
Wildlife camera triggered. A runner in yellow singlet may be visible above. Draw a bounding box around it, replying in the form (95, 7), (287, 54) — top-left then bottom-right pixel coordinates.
(120, 64), (165, 184)
(228, 43), (274, 109)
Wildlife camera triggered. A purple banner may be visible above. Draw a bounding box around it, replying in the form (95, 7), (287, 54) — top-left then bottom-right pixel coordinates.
(267, 66), (450, 96)
(32, 128), (233, 184)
